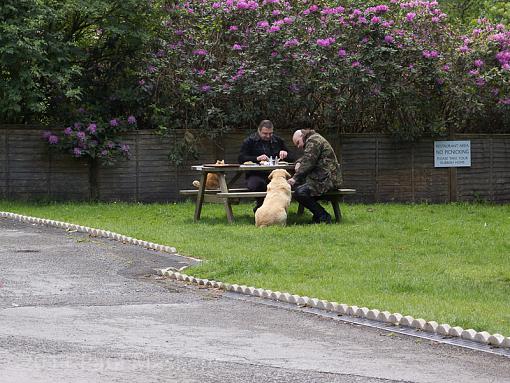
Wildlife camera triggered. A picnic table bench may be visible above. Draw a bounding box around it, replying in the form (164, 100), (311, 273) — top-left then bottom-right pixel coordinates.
(180, 163), (355, 223)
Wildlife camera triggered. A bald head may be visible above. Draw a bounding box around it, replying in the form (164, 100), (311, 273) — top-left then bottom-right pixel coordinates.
(292, 130), (304, 149)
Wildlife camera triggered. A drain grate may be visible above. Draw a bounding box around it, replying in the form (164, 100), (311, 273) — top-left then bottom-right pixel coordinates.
(15, 249), (41, 253)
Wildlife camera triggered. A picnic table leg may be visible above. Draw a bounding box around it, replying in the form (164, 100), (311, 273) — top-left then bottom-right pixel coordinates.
(218, 173), (235, 223)
(194, 172), (207, 222)
(330, 198), (342, 222)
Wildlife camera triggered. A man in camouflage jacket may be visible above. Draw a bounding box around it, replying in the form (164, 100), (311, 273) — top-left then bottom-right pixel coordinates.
(288, 129), (342, 224)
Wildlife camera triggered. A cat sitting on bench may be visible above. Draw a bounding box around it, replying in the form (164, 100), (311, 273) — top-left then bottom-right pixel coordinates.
(192, 160), (224, 189)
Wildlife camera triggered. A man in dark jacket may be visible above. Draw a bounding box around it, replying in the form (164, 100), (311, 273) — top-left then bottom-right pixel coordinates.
(288, 129), (342, 224)
(238, 120), (291, 212)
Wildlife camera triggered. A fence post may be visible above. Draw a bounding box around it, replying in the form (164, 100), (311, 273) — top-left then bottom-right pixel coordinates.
(88, 158), (99, 201)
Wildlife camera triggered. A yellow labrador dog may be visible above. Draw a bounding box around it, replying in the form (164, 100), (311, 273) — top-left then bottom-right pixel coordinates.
(255, 169), (292, 227)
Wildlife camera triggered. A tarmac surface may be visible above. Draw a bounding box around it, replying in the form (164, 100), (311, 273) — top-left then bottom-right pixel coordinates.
(1, 217), (509, 383)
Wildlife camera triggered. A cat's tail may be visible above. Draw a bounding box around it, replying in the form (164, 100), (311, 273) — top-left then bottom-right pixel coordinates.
(192, 180), (200, 188)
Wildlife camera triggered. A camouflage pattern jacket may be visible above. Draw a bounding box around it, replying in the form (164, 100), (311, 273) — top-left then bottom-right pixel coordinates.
(293, 132), (342, 196)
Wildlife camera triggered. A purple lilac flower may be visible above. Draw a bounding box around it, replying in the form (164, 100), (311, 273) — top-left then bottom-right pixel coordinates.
(64, 127), (72, 135)
(100, 150), (108, 157)
(474, 59), (484, 68)
(351, 61), (361, 68)
(110, 119), (119, 127)
(175, 29), (184, 36)
(73, 148), (82, 157)
(406, 12), (416, 22)
(139, 79), (145, 86)
(442, 64), (450, 72)
(272, 10), (281, 16)
(48, 135), (59, 144)
(229, 25), (238, 31)
(283, 17), (294, 24)
(127, 116), (137, 125)
(212, 2), (221, 8)
(257, 21), (269, 28)
(232, 43), (243, 50)
(338, 48), (347, 58)
(469, 69), (479, 76)
(459, 46), (469, 53)
(200, 85), (211, 92)
(371, 16), (381, 24)
(268, 25), (281, 33)
(384, 35), (394, 43)
(77, 131), (86, 140)
(499, 98), (510, 105)
(121, 144), (130, 153)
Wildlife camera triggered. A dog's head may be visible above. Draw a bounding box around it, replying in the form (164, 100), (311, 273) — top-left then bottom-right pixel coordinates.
(268, 169), (291, 180)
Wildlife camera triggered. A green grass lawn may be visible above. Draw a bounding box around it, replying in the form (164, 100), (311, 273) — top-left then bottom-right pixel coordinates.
(1, 200), (509, 336)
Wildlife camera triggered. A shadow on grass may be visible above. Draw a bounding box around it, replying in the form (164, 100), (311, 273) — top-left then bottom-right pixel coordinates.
(190, 212), (319, 227)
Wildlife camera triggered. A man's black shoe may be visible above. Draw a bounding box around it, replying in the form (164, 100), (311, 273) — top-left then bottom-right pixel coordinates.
(313, 212), (332, 224)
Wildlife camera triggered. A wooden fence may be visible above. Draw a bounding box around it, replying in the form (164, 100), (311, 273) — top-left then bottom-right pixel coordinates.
(1, 125), (509, 203)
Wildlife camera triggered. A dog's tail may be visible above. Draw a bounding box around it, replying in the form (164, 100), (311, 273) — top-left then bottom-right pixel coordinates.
(192, 180), (200, 188)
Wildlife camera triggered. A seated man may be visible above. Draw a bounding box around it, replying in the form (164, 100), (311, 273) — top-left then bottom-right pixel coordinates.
(238, 120), (292, 212)
(288, 129), (342, 224)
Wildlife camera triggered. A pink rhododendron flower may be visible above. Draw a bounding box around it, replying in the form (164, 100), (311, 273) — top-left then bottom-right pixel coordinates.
(193, 49), (208, 56)
(406, 12), (416, 22)
(317, 37), (335, 47)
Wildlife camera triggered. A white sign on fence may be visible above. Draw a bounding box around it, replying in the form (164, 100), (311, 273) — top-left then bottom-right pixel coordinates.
(434, 140), (471, 168)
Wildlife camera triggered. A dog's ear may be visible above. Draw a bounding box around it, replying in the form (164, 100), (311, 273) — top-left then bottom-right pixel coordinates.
(268, 170), (275, 180)
(284, 170), (291, 179)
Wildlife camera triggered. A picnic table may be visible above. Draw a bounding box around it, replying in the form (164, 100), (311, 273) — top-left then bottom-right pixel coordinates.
(180, 163), (356, 223)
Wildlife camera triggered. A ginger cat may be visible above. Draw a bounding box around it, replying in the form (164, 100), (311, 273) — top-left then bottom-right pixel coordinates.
(192, 160), (224, 189)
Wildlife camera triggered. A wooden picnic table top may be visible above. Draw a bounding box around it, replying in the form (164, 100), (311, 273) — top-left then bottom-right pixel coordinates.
(192, 163), (295, 172)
